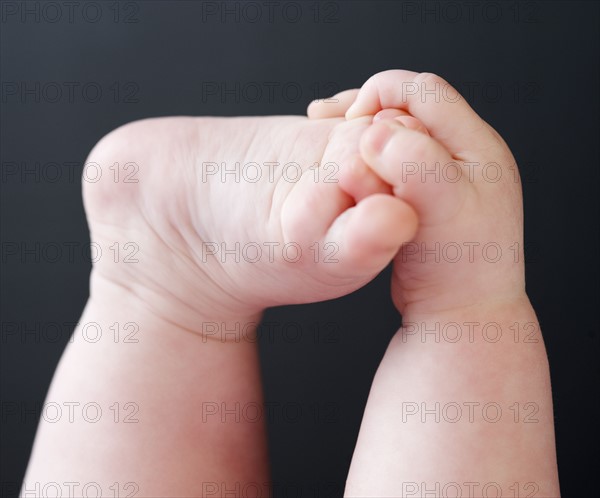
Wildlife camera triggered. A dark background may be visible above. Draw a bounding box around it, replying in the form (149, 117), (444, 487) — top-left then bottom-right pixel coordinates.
(1, 1), (598, 496)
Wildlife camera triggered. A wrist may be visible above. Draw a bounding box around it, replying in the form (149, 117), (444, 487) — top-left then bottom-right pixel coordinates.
(398, 294), (540, 348)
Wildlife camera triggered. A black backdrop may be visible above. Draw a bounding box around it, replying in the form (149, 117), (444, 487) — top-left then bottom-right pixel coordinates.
(1, 1), (598, 496)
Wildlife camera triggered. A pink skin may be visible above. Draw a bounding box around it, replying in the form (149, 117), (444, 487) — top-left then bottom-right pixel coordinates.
(314, 72), (526, 315)
(309, 70), (560, 497)
(23, 111), (420, 497)
(373, 108), (430, 136)
(22, 70), (560, 498)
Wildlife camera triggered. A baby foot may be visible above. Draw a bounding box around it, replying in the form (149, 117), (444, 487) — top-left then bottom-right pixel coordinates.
(83, 114), (419, 333)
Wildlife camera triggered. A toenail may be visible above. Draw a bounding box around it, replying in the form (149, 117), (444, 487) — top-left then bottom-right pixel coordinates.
(369, 120), (402, 154)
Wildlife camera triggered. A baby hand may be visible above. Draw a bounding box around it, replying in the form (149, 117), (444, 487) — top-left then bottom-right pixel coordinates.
(347, 70), (526, 316)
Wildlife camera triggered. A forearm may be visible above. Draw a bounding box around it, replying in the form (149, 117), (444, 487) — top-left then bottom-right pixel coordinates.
(23, 272), (269, 498)
(346, 297), (560, 497)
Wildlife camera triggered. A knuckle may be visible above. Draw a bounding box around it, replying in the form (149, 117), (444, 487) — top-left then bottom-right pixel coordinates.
(416, 72), (462, 103)
(416, 71), (448, 88)
(364, 69), (406, 96)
